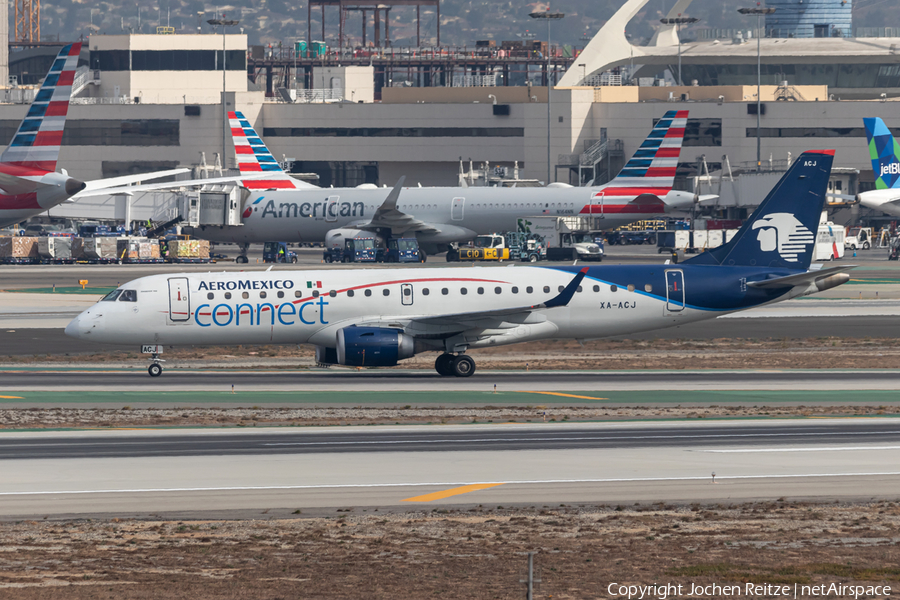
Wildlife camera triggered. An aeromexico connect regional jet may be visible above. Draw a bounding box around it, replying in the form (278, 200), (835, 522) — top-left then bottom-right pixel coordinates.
(189, 110), (700, 260)
(67, 150), (852, 378)
(859, 117), (900, 216)
(0, 43), (193, 228)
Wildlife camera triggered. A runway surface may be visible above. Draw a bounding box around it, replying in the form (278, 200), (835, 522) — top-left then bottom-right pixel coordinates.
(4, 366), (900, 393)
(1, 419), (898, 517)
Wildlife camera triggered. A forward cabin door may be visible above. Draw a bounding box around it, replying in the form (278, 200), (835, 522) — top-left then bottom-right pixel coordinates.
(451, 197), (465, 221)
(326, 196), (339, 222)
(664, 269), (685, 315)
(168, 277), (190, 322)
(401, 283), (414, 306)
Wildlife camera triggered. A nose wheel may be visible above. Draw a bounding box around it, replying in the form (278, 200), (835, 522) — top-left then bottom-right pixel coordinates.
(434, 353), (476, 377)
(148, 353), (164, 377)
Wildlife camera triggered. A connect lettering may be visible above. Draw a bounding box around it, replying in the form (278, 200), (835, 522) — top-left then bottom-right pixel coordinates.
(193, 300), (327, 328)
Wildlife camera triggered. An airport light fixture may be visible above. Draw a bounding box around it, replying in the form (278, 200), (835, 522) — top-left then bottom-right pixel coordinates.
(738, 6), (776, 173)
(208, 17), (240, 170)
(529, 10), (564, 185)
(659, 16), (699, 87)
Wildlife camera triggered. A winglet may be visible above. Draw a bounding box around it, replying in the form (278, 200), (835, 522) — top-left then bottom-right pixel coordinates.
(541, 267), (589, 309)
(381, 176), (406, 211)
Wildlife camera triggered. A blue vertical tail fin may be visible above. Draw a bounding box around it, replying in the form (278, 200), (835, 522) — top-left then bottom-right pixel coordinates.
(863, 117), (900, 190)
(686, 150), (834, 270)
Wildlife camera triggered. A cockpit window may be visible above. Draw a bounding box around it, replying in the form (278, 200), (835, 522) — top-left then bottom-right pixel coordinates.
(101, 290), (122, 302)
(119, 290), (137, 302)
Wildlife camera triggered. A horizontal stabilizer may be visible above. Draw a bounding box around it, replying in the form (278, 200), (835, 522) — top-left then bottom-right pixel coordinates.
(0, 171), (52, 195)
(747, 265), (856, 289)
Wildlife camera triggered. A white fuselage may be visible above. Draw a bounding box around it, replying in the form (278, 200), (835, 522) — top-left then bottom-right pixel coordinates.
(859, 189), (900, 217)
(65, 266), (719, 351)
(191, 187), (694, 245)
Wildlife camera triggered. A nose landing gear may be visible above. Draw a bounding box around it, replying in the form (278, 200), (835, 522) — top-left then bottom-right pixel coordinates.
(148, 353), (165, 377)
(434, 353), (476, 377)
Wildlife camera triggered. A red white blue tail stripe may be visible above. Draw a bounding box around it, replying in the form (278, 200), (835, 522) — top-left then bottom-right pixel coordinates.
(229, 111), (298, 190)
(582, 110), (688, 213)
(0, 42), (81, 174)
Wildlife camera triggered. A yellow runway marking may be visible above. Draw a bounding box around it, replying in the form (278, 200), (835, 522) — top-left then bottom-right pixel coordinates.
(0, 395), (23, 399)
(402, 483), (505, 503)
(518, 391), (608, 401)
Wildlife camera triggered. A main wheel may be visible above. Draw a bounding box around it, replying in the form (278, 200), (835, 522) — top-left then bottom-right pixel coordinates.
(434, 354), (454, 376)
(148, 363), (163, 377)
(420, 252), (427, 263)
(236, 255), (248, 264)
(450, 355), (476, 378)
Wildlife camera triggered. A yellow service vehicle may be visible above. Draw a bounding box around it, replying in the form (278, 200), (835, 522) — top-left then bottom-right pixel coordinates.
(446, 232), (546, 262)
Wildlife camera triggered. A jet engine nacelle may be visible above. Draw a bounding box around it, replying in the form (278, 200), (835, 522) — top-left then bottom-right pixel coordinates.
(332, 326), (416, 367)
(325, 228), (384, 250)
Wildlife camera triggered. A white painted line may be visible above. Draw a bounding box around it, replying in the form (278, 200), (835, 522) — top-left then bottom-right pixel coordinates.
(703, 446), (900, 453)
(1, 471), (900, 497)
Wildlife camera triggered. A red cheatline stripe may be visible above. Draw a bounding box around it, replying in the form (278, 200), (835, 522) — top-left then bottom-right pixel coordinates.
(33, 131), (63, 146)
(0, 192), (41, 210)
(654, 147), (681, 158)
(44, 101), (69, 117)
(664, 127), (685, 138)
(593, 187), (670, 197)
(645, 167), (676, 178)
(4, 160), (56, 172)
(244, 180), (297, 189)
(675, 110), (689, 119)
(580, 203), (665, 215)
(235, 146), (255, 155)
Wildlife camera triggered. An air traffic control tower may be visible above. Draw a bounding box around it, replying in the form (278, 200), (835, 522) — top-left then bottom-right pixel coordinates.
(766, 0), (853, 39)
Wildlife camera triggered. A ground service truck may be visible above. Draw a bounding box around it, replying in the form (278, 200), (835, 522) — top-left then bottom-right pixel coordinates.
(446, 232), (546, 262)
(517, 217), (604, 261)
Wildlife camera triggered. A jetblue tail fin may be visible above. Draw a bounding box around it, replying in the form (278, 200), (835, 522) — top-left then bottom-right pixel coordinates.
(863, 117), (900, 190)
(0, 42), (81, 172)
(686, 150), (834, 270)
(228, 111), (299, 190)
(604, 109), (688, 195)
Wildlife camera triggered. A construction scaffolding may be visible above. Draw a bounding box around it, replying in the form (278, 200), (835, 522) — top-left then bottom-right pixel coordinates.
(309, 0), (440, 49)
(14, 0), (40, 43)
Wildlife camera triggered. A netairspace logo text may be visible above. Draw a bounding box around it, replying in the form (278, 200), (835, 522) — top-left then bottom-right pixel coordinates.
(607, 582), (891, 599)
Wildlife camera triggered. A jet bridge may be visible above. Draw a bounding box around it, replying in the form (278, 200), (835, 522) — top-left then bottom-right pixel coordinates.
(178, 186), (247, 228)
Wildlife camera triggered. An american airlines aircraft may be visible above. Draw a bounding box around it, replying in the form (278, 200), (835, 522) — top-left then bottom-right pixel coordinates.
(67, 150), (850, 378)
(187, 110), (699, 260)
(0, 42), (192, 228)
(859, 117), (900, 216)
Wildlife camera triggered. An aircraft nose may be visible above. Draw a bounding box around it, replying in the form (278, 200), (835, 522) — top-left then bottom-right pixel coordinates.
(65, 178), (86, 196)
(64, 314), (84, 339)
(65, 310), (99, 339)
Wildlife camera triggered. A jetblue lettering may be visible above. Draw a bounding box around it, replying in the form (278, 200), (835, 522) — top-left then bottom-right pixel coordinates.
(881, 163), (900, 176)
(197, 280), (295, 291)
(195, 298), (328, 327)
(260, 199), (364, 219)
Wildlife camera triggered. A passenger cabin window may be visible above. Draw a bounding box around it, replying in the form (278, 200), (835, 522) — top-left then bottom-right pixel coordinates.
(295, 291), (302, 298)
(119, 290), (137, 302)
(277, 291), (284, 299)
(101, 290), (122, 302)
(477, 287), (484, 295)
(383, 289), (390, 296)
(494, 287), (502, 294)
(312, 290), (319, 298)
(422, 288), (430, 296)
(347, 290), (355, 297)
(558, 286), (564, 293)
(543, 286), (550, 293)
(242, 292), (250, 299)
(329, 290), (337, 298)
(526, 286), (533, 294)
(593, 285), (600, 293)
(207, 292), (214, 300)
(442, 288), (449, 295)
(644, 284), (653, 293)
(610, 285), (617, 292)
(460, 288), (467, 295)
(512, 286), (518, 294)
(260, 291), (267, 299)
(627, 285), (635, 292)
(365, 289), (372, 297)
(577, 286), (583, 293)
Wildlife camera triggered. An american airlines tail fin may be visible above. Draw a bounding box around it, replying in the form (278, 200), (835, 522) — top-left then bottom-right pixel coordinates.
(0, 42), (81, 172)
(228, 111), (300, 190)
(863, 117), (900, 190)
(686, 150), (834, 270)
(603, 109), (688, 195)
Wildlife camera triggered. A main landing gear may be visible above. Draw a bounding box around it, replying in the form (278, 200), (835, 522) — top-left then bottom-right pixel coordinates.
(235, 243), (250, 264)
(434, 353), (476, 377)
(148, 353), (165, 377)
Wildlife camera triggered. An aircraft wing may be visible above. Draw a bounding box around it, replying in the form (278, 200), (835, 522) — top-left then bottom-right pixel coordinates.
(79, 169), (191, 193)
(747, 265), (856, 289)
(353, 177), (441, 235)
(72, 172), (274, 199)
